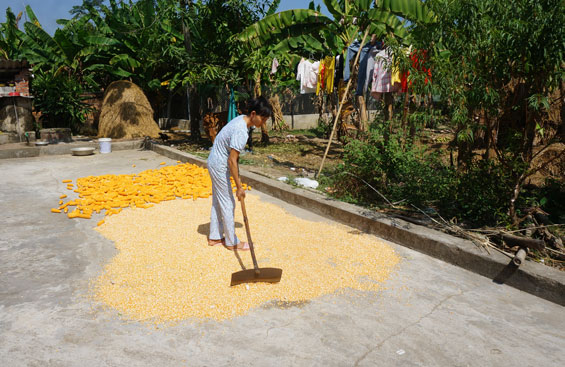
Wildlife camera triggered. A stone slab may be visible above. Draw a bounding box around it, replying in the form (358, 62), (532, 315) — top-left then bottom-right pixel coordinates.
(0, 139), (145, 159)
(0, 149), (563, 366)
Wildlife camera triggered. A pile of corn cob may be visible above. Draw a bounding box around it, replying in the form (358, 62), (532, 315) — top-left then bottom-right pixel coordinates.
(51, 161), (249, 226)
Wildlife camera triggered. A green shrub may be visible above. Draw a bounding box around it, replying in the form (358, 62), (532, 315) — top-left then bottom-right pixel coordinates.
(448, 161), (513, 226)
(330, 127), (456, 209)
(32, 71), (93, 134)
(327, 126), (522, 227)
(312, 117), (332, 138)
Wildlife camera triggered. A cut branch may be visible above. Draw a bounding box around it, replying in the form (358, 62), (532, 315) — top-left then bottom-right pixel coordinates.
(501, 233), (545, 251)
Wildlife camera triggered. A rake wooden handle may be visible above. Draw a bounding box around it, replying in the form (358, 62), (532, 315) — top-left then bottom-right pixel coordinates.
(240, 198), (260, 275)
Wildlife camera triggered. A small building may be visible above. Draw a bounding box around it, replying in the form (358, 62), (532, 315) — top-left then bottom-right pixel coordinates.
(0, 60), (34, 144)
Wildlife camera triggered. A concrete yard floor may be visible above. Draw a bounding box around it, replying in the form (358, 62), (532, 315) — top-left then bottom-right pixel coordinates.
(1, 150), (564, 367)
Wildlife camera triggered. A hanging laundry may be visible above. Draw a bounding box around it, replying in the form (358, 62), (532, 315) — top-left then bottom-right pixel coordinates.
(334, 55), (343, 84)
(271, 58), (279, 74)
(400, 71), (409, 93)
(344, 40), (367, 82)
(362, 45), (380, 95)
(391, 65), (402, 87)
(411, 49), (432, 84)
(317, 61), (326, 96)
(356, 40), (382, 96)
(399, 49), (432, 93)
(228, 87), (237, 121)
(316, 56), (335, 95)
(296, 58), (320, 94)
(370, 48), (398, 98)
(343, 38), (383, 96)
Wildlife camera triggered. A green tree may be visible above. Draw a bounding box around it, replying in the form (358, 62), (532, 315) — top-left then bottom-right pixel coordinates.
(10, 6), (98, 133)
(69, 0), (105, 18)
(16, 5), (96, 75)
(178, 0), (276, 138)
(4, 1), (282, 137)
(237, 0), (435, 136)
(237, 0), (433, 57)
(410, 0), (564, 225)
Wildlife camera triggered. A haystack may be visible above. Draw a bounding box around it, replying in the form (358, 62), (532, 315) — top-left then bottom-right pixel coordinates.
(98, 80), (160, 139)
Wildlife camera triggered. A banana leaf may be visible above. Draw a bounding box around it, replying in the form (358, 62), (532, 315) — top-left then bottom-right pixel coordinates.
(109, 54), (141, 69)
(324, 0), (344, 19)
(376, 0), (436, 24)
(84, 35), (121, 47)
(367, 9), (409, 39)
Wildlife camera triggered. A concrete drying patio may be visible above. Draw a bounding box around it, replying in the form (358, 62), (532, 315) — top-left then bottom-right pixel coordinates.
(1, 149), (564, 366)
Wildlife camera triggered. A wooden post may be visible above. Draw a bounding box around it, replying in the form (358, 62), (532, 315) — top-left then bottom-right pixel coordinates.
(402, 91), (409, 131)
(384, 93), (394, 122)
(316, 28), (370, 179)
(357, 95), (368, 131)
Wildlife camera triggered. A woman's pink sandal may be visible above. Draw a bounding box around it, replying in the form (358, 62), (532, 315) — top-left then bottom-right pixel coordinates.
(225, 241), (250, 251)
(208, 238), (226, 246)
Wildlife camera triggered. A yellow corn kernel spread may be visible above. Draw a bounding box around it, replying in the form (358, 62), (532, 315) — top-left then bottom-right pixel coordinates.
(92, 194), (400, 323)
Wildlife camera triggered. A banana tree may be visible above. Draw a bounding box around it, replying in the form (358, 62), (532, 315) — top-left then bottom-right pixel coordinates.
(237, 0), (435, 176)
(7, 7), (98, 133)
(0, 8), (23, 60)
(15, 6), (87, 73)
(79, 0), (186, 89)
(238, 0), (434, 58)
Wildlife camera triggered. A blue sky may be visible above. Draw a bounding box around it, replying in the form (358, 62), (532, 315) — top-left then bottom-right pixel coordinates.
(1, 0), (330, 36)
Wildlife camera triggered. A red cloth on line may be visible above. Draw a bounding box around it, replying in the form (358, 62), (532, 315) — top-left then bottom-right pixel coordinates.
(401, 50), (432, 93)
(401, 71), (409, 93)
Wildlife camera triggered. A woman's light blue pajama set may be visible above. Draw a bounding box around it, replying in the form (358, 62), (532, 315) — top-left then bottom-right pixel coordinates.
(207, 115), (249, 247)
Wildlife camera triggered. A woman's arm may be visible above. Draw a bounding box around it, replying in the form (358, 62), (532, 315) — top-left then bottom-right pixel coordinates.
(228, 148), (246, 201)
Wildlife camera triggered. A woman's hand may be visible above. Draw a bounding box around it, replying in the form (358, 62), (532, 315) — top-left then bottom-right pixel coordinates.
(236, 187), (246, 201)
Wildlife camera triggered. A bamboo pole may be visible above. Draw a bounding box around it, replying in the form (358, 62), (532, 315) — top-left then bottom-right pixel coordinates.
(316, 28), (370, 179)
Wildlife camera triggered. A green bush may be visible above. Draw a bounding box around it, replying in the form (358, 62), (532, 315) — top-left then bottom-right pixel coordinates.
(327, 126), (521, 227)
(32, 71), (93, 134)
(448, 161), (513, 226)
(331, 127), (456, 208)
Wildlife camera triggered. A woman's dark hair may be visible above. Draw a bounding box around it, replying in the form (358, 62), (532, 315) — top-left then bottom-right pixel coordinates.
(246, 96), (272, 117)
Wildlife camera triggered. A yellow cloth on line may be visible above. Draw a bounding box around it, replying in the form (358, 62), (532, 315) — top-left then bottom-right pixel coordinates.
(391, 58), (401, 85)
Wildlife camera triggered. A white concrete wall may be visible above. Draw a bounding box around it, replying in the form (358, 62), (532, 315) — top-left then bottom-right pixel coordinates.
(267, 110), (380, 130)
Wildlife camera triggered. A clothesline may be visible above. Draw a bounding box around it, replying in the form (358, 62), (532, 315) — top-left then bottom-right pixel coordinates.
(291, 41), (431, 99)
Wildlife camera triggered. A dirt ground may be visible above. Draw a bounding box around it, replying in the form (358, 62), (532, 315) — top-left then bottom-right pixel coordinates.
(161, 126), (565, 186)
(173, 129), (345, 181)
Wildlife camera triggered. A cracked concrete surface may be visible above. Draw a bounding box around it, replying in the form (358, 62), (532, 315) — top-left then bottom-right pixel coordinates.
(1, 150), (564, 366)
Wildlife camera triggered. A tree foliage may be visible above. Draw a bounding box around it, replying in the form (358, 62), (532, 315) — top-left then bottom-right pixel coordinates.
(0, 8), (22, 60)
(0, 0), (282, 133)
(408, 0), (564, 223)
(238, 0), (435, 57)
